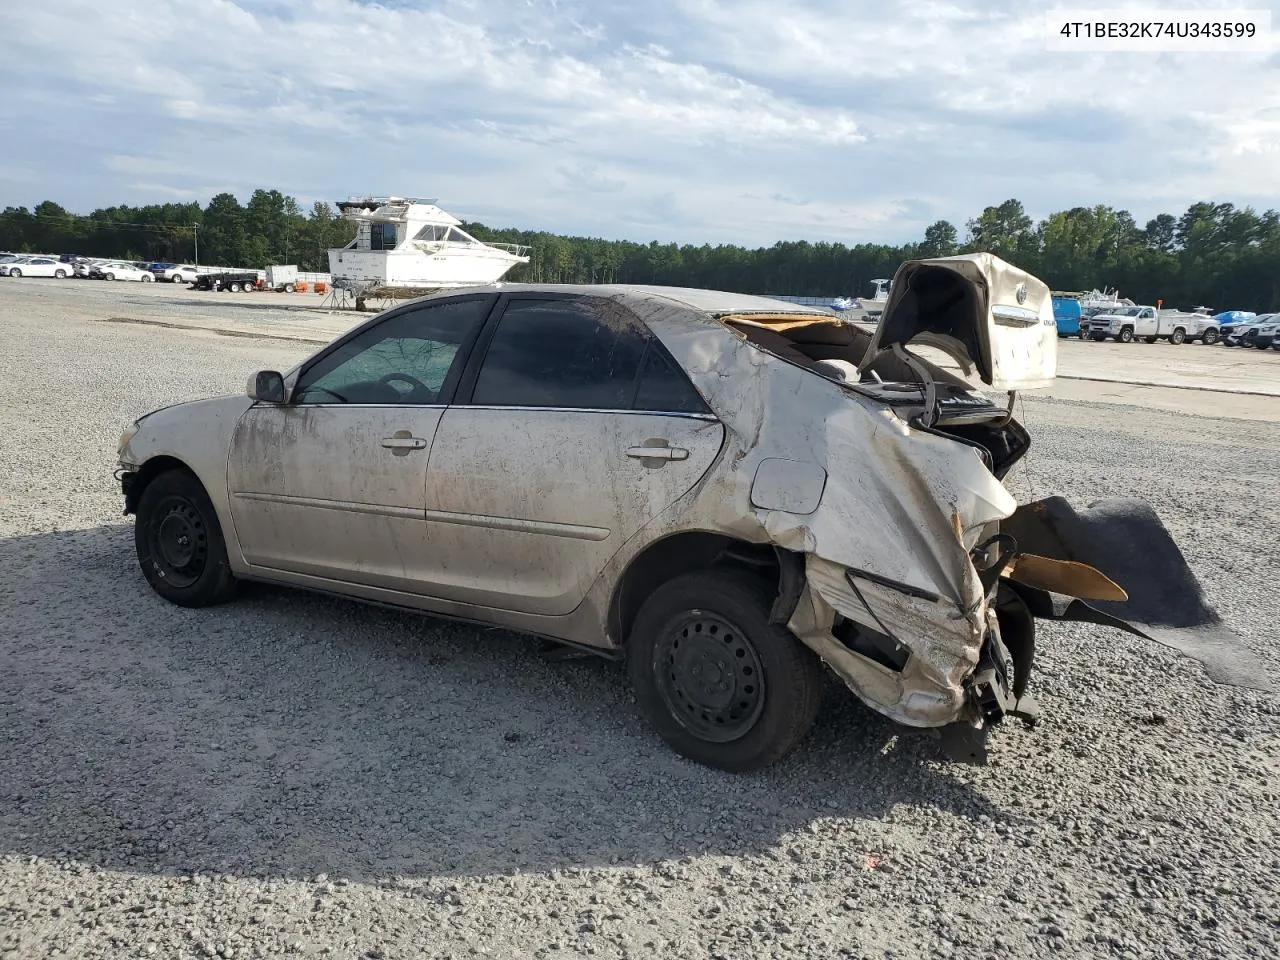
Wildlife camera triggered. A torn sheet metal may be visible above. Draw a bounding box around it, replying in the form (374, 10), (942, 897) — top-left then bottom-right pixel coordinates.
(1003, 497), (1272, 691)
(627, 255), (1253, 732)
(636, 299), (1019, 728)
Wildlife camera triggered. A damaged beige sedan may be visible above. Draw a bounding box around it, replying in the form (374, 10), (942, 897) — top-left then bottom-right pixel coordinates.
(117, 253), (1255, 770)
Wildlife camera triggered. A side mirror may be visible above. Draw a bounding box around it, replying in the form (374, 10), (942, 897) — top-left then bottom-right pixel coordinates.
(247, 370), (285, 403)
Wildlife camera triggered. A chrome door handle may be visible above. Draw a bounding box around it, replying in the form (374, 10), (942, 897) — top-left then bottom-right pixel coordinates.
(380, 435), (428, 455)
(626, 444), (689, 462)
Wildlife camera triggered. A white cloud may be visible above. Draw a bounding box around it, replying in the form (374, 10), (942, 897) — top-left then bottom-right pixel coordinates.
(0, 0), (1276, 245)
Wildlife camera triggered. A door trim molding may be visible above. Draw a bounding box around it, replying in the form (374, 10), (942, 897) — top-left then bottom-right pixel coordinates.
(423, 508), (611, 541)
(232, 491), (424, 520)
(232, 491), (611, 541)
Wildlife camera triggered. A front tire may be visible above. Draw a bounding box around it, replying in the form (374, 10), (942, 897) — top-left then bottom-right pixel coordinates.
(1118, 327), (1134, 343)
(134, 469), (237, 607)
(1202, 328), (1219, 345)
(627, 569), (824, 772)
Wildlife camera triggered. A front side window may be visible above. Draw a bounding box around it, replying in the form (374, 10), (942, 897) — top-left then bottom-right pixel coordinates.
(294, 298), (488, 405)
(470, 299), (648, 409)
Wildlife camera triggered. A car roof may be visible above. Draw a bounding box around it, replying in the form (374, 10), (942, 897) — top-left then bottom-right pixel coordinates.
(433, 283), (833, 318)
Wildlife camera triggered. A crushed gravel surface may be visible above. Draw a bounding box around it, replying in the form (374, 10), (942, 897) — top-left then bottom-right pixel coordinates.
(2, 278), (1278, 960)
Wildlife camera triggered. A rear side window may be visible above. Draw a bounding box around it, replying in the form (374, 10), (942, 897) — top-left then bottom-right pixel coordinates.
(634, 343), (710, 414)
(471, 299), (648, 409)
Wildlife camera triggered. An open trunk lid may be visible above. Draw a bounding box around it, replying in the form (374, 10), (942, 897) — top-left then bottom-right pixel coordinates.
(863, 252), (1058, 391)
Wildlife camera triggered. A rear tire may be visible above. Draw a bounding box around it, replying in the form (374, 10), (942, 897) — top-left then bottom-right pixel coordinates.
(105, 272), (115, 281)
(141, 273), (154, 282)
(1170, 328), (1186, 345)
(284, 282), (296, 293)
(134, 469), (237, 607)
(54, 269), (67, 279)
(228, 282), (241, 293)
(9, 269), (21, 278)
(627, 569), (824, 772)
(1143, 336), (1157, 344)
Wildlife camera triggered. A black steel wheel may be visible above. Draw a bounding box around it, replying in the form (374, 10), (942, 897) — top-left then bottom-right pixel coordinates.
(627, 568), (824, 772)
(654, 610), (766, 743)
(148, 495), (208, 588)
(135, 468), (237, 607)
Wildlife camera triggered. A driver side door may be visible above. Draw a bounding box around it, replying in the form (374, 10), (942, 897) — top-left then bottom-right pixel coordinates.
(226, 295), (493, 591)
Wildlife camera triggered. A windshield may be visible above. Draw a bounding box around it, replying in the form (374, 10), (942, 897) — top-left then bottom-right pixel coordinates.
(1110, 307), (1143, 317)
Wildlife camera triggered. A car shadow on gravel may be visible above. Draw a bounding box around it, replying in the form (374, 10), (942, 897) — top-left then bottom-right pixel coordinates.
(1, 524), (1007, 883)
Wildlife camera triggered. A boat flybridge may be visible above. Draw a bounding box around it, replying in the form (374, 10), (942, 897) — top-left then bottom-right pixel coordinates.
(327, 196), (531, 291)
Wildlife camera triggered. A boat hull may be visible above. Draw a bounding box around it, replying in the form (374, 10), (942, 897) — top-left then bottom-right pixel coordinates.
(327, 247), (526, 289)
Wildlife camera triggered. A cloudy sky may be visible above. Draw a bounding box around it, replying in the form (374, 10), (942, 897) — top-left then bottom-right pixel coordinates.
(1, 0), (1277, 245)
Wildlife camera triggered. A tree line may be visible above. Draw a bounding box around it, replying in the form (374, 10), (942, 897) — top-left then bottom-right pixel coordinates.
(2, 192), (1277, 311)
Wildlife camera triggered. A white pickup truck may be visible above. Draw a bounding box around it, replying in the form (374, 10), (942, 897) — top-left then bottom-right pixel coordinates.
(1084, 305), (1221, 345)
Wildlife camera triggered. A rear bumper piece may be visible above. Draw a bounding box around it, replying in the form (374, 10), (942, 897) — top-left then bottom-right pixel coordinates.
(1003, 497), (1272, 692)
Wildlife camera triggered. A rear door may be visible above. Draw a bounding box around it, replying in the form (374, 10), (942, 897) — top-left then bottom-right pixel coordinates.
(226, 295), (493, 591)
(420, 295), (725, 616)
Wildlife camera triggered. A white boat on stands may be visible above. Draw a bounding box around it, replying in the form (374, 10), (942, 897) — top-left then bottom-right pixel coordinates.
(847, 278), (892, 322)
(327, 196), (530, 292)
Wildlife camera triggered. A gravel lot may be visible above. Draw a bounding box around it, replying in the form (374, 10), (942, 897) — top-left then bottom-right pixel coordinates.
(2, 278), (1278, 960)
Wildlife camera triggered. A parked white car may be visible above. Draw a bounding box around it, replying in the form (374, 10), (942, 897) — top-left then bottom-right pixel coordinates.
(96, 261), (155, 282)
(0, 256), (72, 278)
(159, 265), (201, 283)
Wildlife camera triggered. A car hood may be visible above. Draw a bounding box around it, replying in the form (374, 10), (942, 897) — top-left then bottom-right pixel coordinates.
(133, 394), (253, 430)
(863, 253), (1057, 391)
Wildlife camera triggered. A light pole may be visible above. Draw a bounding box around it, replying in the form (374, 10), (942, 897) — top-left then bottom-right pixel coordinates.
(192, 223), (199, 267)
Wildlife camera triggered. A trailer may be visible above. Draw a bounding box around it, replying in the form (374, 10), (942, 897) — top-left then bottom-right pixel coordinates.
(189, 271), (260, 292)
(264, 265), (332, 293)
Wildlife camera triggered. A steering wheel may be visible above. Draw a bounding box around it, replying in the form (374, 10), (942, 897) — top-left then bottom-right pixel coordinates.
(376, 372), (433, 401)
